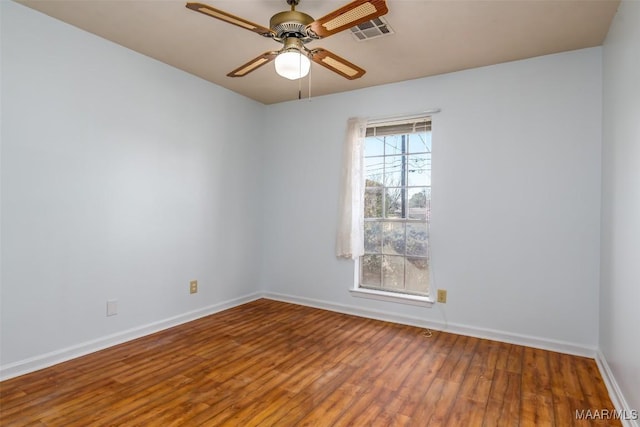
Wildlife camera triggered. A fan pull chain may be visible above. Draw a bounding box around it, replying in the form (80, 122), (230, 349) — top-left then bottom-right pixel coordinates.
(308, 61), (312, 101)
(307, 58), (313, 102)
(298, 53), (303, 100)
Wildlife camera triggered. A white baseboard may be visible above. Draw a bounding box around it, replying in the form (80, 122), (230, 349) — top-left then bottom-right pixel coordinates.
(263, 291), (597, 358)
(0, 292), (262, 381)
(596, 351), (640, 427)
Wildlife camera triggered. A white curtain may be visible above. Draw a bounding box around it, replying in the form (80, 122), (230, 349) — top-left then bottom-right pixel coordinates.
(336, 117), (368, 259)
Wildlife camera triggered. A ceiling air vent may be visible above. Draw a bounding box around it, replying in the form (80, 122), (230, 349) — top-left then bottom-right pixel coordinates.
(349, 16), (394, 41)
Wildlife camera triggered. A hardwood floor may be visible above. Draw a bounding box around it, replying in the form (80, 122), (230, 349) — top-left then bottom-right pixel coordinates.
(0, 299), (621, 426)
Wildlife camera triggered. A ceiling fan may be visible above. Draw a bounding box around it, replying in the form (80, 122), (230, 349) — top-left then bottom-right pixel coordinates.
(185, 0), (388, 80)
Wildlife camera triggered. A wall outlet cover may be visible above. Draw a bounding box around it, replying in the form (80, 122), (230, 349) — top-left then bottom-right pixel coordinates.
(106, 300), (118, 316)
(437, 289), (447, 304)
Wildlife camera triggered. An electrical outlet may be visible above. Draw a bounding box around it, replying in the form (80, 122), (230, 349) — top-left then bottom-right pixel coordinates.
(190, 280), (198, 294)
(437, 289), (447, 303)
(106, 300), (118, 316)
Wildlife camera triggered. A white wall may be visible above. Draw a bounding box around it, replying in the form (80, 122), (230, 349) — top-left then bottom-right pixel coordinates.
(261, 48), (603, 352)
(601, 0), (640, 415)
(1, 1), (264, 371)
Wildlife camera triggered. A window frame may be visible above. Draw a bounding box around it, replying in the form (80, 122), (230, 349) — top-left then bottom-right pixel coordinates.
(350, 115), (434, 306)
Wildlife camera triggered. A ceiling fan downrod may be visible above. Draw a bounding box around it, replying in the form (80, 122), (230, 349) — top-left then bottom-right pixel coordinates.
(286, 0), (301, 11)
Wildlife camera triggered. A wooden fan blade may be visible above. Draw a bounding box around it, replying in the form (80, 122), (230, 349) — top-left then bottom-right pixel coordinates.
(227, 52), (278, 77)
(308, 0), (388, 38)
(310, 48), (365, 80)
(186, 2), (274, 37)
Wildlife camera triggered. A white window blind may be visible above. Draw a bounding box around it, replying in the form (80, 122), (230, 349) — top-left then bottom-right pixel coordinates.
(365, 117), (432, 137)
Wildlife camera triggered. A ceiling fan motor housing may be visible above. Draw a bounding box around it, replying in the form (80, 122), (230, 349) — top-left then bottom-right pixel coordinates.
(270, 10), (315, 42)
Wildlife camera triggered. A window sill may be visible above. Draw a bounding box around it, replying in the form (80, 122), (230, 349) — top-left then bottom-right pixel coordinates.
(349, 287), (434, 307)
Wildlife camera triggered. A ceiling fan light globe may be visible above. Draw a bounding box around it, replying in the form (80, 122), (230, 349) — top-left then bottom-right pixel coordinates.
(275, 51), (310, 80)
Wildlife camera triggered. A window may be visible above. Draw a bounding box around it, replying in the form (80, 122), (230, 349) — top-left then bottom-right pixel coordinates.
(359, 116), (432, 298)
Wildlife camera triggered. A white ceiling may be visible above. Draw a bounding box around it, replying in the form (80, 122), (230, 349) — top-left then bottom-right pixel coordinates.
(17, 0), (619, 105)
